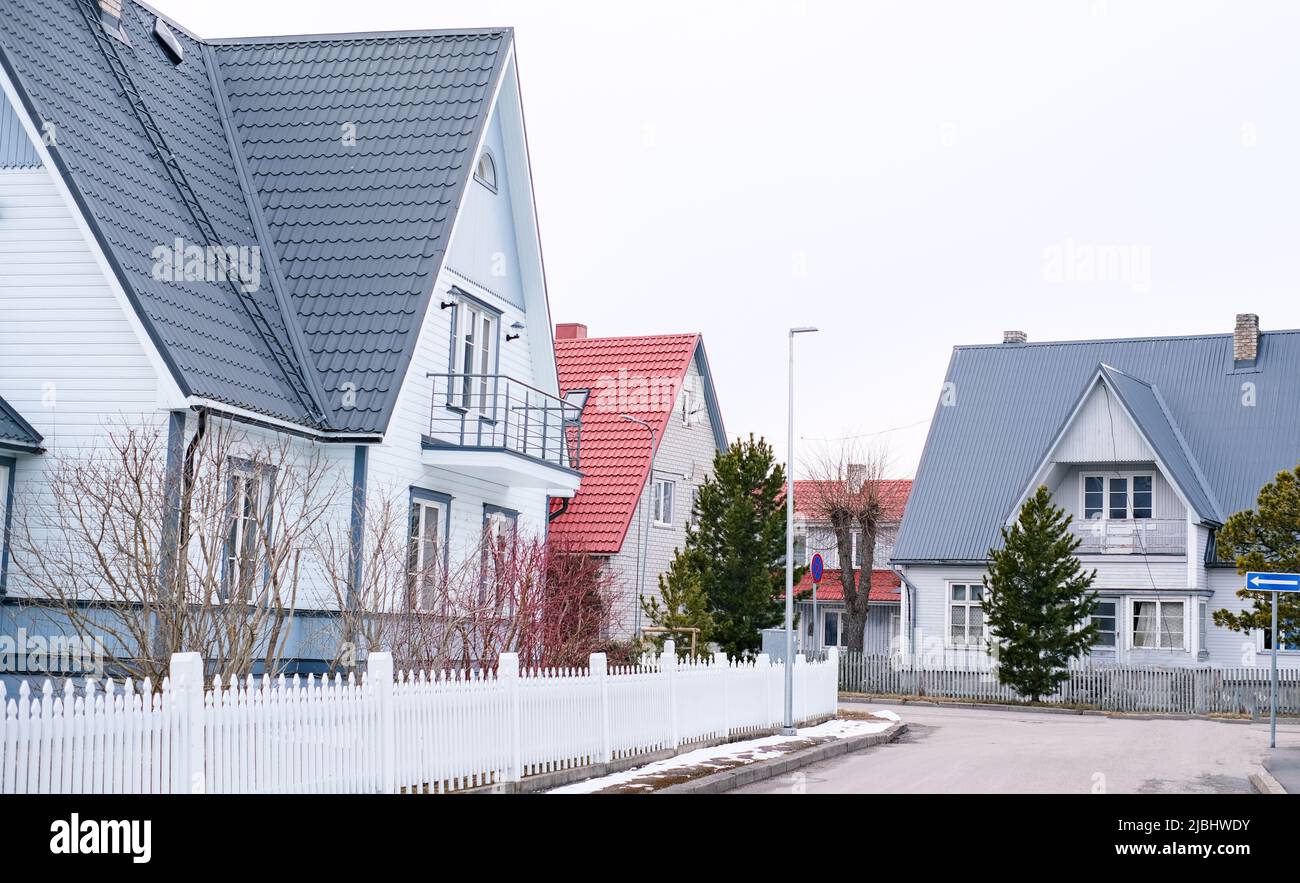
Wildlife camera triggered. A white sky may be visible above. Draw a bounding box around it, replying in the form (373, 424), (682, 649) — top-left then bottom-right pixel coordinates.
(153, 0), (1300, 477)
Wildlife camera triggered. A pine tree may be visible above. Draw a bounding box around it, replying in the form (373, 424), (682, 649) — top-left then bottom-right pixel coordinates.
(688, 434), (797, 659)
(983, 485), (1099, 702)
(1213, 465), (1300, 647)
(641, 551), (713, 659)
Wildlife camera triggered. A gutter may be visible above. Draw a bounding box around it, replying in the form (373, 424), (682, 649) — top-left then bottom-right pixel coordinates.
(891, 564), (921, 653)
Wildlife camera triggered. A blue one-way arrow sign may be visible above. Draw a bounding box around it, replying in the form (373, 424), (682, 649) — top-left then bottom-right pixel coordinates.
(1246, 572), (1300, 592)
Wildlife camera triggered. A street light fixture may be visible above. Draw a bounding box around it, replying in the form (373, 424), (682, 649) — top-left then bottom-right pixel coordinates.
(620, 414), (657, 638)
(783, 326), (818, 735)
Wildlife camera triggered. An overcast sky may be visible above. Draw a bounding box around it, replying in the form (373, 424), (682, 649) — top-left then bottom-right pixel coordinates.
(155, 0), (1300, 477)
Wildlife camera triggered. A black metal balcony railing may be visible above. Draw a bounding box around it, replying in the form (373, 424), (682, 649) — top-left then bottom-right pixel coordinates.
(426, 373), (581, 470)
(1070, 518), (1185, 555)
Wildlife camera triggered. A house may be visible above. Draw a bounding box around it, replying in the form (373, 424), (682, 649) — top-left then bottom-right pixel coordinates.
(791, 479), (911, 654)
(0, 1), (580, 672)
(893, 316), (1300, 670)
(549, 325), (727, 639)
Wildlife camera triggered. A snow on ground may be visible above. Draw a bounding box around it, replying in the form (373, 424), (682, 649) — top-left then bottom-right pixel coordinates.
(547, 715), (898, 794)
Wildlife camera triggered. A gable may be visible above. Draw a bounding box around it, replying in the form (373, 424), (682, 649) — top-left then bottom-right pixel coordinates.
(1053, 380), (1155, 463)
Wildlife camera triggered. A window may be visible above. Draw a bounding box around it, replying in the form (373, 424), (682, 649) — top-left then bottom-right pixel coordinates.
(1083, 473), (1153, 520)
(949, 583), (984, 647)
(1131, 599), (1185, 650)
(1092, 600), (1117, 647)
(474, 151), (497, 191)
(850, 531), (860, 569)
(793, 526), (807, 563)
(823, 610), (845, 648)
(481, 505), (518, 607)
(652, 478), (674, 526)
(452, 299), (498, 413)
(409, 493), (450, 611)
(224, 467), (267, 599)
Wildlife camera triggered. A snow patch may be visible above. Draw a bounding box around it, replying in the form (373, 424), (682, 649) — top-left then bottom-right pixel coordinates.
(547, 717), (894, 794)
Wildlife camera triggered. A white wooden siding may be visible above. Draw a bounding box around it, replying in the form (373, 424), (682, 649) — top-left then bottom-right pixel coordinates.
(1054, 382), (1154, 462)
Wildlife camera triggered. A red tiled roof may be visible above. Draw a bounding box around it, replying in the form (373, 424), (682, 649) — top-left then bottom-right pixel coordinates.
(793, 569), (902, 603)
(549, 334), (702, 554)
(792, 479), (912, 519)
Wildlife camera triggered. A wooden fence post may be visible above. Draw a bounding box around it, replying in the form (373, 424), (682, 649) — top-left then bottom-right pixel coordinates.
(498, 652), (522, 782)
(714, 651), (730, 738)
(368, 652), (395, 794)
(590, 652), (611, 764)
(168, 652), (205, 794)
(827, 647), (840, 713)
(662, 640), (678, 749)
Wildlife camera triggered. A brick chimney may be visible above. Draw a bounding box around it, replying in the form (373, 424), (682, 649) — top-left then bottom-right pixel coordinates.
(1234, 313), (1259, 365)
(555, 323), (587, 341)
(1003, 330), (1028, 345)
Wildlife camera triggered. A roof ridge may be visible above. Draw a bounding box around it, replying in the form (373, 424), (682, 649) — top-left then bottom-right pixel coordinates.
(207, 26), (514, 46)
(955, 327), (1300, 351)
(556, 333), (701, 344)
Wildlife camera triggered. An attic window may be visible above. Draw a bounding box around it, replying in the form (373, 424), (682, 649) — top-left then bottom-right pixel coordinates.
(474, 151), (497, 192)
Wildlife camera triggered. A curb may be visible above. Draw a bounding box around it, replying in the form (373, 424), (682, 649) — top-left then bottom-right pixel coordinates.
(1249, 769), (1287, 794)
(839, 693), (1265, 724)
(656, 720), (908, 794)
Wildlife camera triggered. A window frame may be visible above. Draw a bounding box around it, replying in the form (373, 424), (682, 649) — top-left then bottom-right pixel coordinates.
(1081, 471), (1155, 521)
(409, 488), (452, 612)
(652, 477), (675, 527)
(0, 455), (14, 592)
(1129, 597), (1186, 651)
(474, 150), (498, 192)
(822, 608), (846, 649)
(1091, 599), (1118, 648)
(946, 581), (986, 649)
(222, 458), (276, 602)
(447, 291), (502, 417)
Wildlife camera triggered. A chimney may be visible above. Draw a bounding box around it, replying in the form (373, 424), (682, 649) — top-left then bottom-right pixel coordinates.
(555, 323), (587, 341)
(1002, 330), (1028, 345)
(1234, 314), (1259, 365)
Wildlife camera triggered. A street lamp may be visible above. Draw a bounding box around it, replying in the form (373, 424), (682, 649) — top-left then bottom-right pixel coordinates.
(620, 414), (657, 638)
(783, 326), (818, 735)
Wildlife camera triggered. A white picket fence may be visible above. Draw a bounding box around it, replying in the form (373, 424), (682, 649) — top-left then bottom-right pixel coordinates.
(1, 643), (838, 794)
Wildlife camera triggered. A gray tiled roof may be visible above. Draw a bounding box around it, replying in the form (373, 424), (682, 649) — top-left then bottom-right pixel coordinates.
(893, 330), (1300, 563)
(0, 1), (510, 433)
(0, 396), (42, 452)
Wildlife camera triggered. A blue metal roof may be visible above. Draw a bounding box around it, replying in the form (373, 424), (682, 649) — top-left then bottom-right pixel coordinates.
(0, 1), (511, 434)
(0, 396), (42, 452)
(893, 329), (1300, 563)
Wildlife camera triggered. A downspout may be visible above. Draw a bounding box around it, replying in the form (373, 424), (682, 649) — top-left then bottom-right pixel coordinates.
(346, 445), (369, 659)
(547, 495), (570, 523)
(892, 564), (919, 658)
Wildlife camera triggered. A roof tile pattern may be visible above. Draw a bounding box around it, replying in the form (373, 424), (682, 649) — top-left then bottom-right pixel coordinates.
(794, 569), (902, 603)
(213, 32), (508, 431)
(0, 395), (42, 451)
(0, 0), (314, 422)
(0, 1), (512, 433)
(550, 335), (701, 554)
(792, 479), (912, 520)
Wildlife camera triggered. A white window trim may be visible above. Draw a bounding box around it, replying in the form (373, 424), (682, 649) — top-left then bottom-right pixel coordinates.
(451, 300), (499, 414)
(821, 608), (846, 649)
(1127, 597), (1188, 651)
(413, 497), (449, 611)
(652, 477), (675, 527)
(1091, 598), (1119, 649)
(1080, 471), (1155, 521)
(474, 150), (497, 192)
(945, 581), (986, 649)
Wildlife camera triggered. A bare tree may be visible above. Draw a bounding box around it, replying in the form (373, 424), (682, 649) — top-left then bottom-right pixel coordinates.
(800, 442), (901, 654)
(9, 415), (341, 683)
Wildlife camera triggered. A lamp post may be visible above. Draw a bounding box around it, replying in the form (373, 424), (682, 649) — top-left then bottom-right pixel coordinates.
(783, 326), (818, 735)
(620, 414), (656, 638)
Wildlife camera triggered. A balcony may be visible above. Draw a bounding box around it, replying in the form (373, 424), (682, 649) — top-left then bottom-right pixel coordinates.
(1069, 518), (1185, 555)
(423, 373), (582, 495)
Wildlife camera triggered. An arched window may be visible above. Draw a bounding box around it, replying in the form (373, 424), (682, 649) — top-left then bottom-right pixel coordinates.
(474, 151), (497, 191)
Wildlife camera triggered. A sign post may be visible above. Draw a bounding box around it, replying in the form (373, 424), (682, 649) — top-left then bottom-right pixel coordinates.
(811, 553), (824, 655)
(1245, 571), (1300, 749)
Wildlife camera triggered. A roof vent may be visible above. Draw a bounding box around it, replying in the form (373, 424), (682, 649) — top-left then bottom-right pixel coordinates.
(1234, 313), (1259, 366)
(153, 18), (184, 64)
(556, 323), (588, 340)
(1003, 330), (1028, 345)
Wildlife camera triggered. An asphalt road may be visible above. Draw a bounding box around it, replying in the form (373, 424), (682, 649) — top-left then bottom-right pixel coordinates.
(730, 702), (1300, 794)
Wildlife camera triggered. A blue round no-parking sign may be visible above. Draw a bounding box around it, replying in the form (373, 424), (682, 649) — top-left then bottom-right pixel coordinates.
(811, 553), (824, 584)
